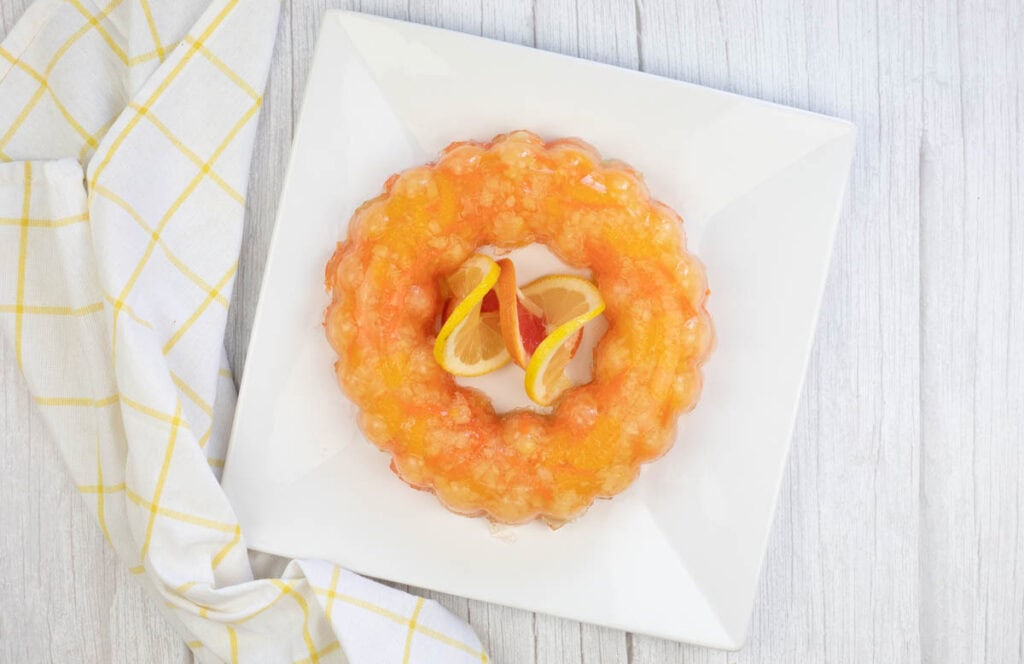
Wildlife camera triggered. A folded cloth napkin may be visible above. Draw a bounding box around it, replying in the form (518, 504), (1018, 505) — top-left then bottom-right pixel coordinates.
(0, 1), (487, 662)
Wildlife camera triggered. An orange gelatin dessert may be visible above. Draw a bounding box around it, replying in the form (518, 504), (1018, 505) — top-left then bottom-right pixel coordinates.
(323, 131), (713, 526)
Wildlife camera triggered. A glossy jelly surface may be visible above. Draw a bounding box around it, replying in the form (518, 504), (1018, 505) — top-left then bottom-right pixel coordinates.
(324, 131), (713, 525)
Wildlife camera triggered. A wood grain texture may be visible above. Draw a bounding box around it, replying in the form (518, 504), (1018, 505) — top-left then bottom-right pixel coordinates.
(3, 1), (1023, 662)
(919, 1), (1024, 663)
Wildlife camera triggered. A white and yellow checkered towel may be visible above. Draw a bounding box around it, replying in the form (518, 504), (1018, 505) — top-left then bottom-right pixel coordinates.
(0, 1), (487, 662)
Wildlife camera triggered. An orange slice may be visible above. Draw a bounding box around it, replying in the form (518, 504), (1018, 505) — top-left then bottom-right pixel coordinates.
(522, 275), (605, 406)
(434, 255), (511, 376)
(495, 258), (548, 368)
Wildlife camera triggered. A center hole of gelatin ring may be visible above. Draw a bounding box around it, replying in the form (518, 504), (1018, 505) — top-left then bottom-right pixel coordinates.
(453, 243), (609, 414)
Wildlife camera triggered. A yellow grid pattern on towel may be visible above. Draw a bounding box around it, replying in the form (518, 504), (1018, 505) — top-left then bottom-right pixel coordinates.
(312, 585), (489, 662)
(137, 0), (166, 62)
(93, 184), (232, 307)
(0, 211), (87, 227)
(0, 1), (488, 662)
(0, 0), (125, 160)
(12, 162), (30, 369)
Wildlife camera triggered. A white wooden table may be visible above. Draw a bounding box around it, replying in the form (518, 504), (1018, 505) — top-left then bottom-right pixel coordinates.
(2, 1), (1022, 662)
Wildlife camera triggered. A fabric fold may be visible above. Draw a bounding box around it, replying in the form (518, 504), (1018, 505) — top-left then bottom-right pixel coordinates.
(0, 1), (486, 662)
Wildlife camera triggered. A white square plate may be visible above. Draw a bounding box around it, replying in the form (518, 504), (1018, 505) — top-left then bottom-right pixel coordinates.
(222, 11), (855, 650)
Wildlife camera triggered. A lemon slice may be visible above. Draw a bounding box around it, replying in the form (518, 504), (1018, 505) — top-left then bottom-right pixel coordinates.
(522, 275), (605, 406)
(434, 255), (511, 376)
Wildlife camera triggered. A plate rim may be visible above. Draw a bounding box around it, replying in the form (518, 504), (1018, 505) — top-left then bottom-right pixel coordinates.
(223, 9), (857, 650)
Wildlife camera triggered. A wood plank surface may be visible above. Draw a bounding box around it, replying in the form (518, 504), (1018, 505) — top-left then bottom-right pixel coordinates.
(2, 1), (1022, 662)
